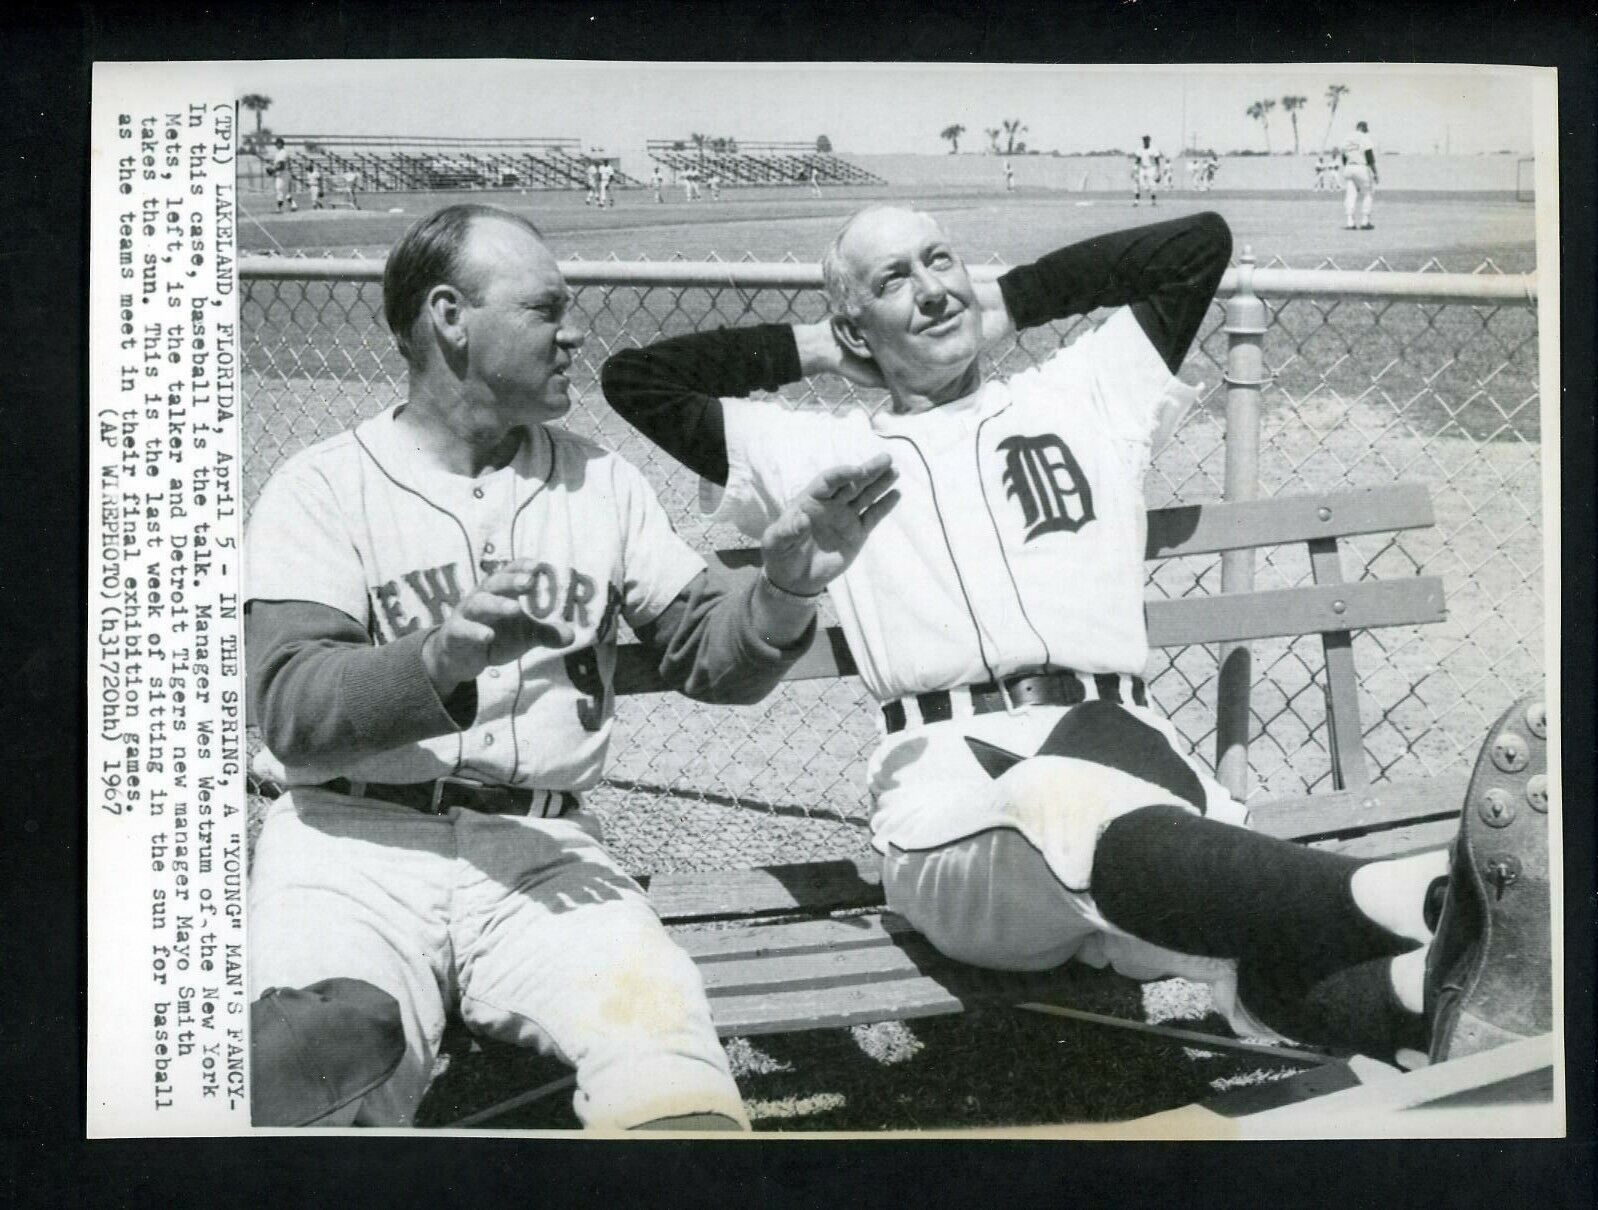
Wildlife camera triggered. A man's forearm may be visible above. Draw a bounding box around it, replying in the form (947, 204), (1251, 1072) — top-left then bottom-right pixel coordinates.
(247, 600), (474, 768)
(601, 325), (803, 484)
(636, 567), (817, 705)
(997, 211), (1232, 371)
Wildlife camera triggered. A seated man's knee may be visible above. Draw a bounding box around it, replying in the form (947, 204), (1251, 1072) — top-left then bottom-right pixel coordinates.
(251, 978), (406, 1126)
(887, 832), (1088, 972)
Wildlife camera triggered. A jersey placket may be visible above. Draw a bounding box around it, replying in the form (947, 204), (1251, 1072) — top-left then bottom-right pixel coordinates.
(461, 467), (521, 780)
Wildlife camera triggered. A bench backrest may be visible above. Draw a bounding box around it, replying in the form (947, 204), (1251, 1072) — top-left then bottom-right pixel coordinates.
(611, 483), (1444, 791)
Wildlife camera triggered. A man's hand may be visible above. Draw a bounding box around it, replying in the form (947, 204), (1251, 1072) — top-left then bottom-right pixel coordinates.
(971, 278), (1017, 349)
(421, 559), (575, 694)
(760, 455), (900, 597)
(794, 321), (885, 389)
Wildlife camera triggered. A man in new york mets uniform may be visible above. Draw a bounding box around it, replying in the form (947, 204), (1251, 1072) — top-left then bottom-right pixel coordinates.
(601, 206), (1551, 1068)
(244, 203), (898, 1129)
(1340, 121), (1379, 229)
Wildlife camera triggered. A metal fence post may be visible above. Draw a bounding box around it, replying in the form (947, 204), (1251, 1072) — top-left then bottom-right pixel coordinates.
(1215, 247), (1267, 800)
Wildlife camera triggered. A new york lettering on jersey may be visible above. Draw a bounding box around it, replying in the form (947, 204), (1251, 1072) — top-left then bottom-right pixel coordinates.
(245, 408), (700, 788)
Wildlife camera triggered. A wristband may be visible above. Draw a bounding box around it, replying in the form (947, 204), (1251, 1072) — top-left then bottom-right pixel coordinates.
(758, 570), (823, 605)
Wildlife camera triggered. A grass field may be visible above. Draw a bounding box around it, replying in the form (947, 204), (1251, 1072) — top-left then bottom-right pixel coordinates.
(242, 182), (1538, 271)
(240, 181), (1544, 1131)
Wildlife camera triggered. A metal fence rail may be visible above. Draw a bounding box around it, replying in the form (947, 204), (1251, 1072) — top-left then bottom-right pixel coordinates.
(240, 254), (1542, 874)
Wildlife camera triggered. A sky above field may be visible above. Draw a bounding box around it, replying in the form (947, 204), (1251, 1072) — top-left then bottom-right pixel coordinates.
(228, 60), (1539, 156)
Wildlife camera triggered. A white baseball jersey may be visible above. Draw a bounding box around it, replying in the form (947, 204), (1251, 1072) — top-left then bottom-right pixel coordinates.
(1133, 145), (1163, 173)
(246, 406), (704, 789)
(1341, 130), (1375, 167)
(705, 307), (1193, 703)
(270, 146), (291, 177)
(702, 308), (1244, 869)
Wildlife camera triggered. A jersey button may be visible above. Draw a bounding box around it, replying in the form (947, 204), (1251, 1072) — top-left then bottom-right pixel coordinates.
(488, 667), (501, 679)
(482, 734), (495, 747)
(473, 487), (485, 500)
(483, 542), (495, 555)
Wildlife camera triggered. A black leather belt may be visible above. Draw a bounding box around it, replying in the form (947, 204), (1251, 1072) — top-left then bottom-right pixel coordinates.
(319, 776), (578, 818)
(882, 670), (1147, 734)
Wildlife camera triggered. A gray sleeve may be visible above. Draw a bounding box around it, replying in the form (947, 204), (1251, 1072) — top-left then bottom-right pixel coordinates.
(632, 567), (817, 705)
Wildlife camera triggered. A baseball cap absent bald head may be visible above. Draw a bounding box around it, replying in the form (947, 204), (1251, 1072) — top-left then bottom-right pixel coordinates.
(250, 978), (406, 1126)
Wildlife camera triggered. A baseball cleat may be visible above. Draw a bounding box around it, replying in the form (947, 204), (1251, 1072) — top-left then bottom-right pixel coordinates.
(1424, 696), (1551, 1063)
(1358, 223), (1374, 230)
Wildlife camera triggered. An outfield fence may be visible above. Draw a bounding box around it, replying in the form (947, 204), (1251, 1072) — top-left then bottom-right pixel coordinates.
(240, 253), (1543, 874)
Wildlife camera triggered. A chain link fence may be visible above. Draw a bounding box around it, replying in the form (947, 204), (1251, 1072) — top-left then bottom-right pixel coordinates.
(240, 254), (1542, 874)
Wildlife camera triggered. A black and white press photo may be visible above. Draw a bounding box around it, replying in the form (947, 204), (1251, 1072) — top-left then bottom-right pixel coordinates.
(87, 58), (1562, 1138)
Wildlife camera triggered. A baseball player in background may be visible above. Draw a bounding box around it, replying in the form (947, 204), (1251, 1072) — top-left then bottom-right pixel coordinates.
(1131, 135), (1163, 206)
(809, 162), (822, 197)
(244, 203), (899, 1129)
(1340, 121), (1379, 229)
(1004, 160), (1015, 193)
(584, 160), (599, 207)
(307, 166), (325, 210)
(263, 137), (296, 212)
(651, 164), (665, 203)
(682, 165), (700, 202)
(708, 171), (722, 202)
(598, 160), (615, 209)
(602, 205), (1550, 1070)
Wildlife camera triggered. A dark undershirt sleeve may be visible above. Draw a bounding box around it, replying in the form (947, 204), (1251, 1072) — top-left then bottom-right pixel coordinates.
(996, 210), (1233, 372)
(247, 599), (475, 767)
(602, 212), (1231, 482)
(633, 567), (816, 704)
(602, 324), (803, 487)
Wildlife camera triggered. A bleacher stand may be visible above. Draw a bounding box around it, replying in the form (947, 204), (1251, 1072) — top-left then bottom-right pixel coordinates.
(274, 135), (640, 194)
(645, 138), (886, 188)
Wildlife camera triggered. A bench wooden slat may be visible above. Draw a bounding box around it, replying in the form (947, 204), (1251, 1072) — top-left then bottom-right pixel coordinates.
(644, 855), (882, 922)
(705, 485), (1435, 571)
(614, 576), (1446, 693)
(1246, 774), (1467, 842)
(649, 776), (1463, 924)
(1142, 484), (1435, 558)
(1308, 536), (1371, 789)
(698, 933), (945, 997)
(707, 962), (1094, 1037)
(676, 913), (918, 961)
(709, 977), (970, 1036)
(1145, 577), (1446, 648)
(1310, 817), (1461, 860)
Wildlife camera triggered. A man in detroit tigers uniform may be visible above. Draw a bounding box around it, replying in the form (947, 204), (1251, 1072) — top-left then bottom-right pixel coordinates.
(245, 203), (897, 1129)
(602, 206), (1551, 1066)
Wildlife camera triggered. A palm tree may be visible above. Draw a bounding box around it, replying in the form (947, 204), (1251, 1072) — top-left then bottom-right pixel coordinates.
(1322, 84), (1350, 149)
(241, 93), (272, 134)
(1281, 95), (1307, 154)
(1246, 101), (1269, 152)
(985, 126), (1001, 154)
(940, 123), (966, 154)
(1001, 119), (1027, 156)
(690, 132), (708, 167)
(1260, 98), (1277, 152)
(240, 93), (272, 155)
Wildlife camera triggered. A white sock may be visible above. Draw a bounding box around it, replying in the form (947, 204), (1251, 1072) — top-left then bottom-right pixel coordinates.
(1351, 847), (1451, 945)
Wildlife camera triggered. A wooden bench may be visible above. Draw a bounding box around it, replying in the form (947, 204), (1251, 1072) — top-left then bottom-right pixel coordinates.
(441, 481), (1461, 1126)
(605, 481), (1455, 1044)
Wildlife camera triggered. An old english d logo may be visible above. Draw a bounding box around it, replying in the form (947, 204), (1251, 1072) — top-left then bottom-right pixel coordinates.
(998, 434), (1095, 541)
